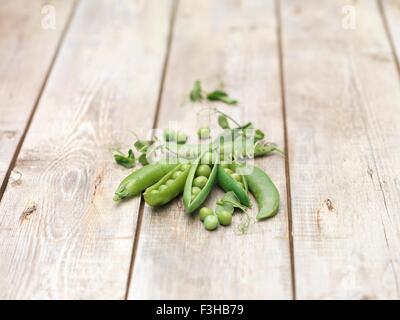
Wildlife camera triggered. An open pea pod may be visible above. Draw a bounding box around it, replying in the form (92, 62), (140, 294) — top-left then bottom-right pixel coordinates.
(114, 162), (178, 201)
(183, 160), (218, 214)
(143, 163), (191, 207)
(217, 163), (251, 207)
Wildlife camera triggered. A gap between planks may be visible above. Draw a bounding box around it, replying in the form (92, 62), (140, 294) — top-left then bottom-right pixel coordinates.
(0, 0), (80, 203)
(275, 0), (297, 300)
(377, 0), (400, 80)
(123, 0), (180, 300)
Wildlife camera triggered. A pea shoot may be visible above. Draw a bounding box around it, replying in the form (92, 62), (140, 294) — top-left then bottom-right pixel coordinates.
(114, 149), (135, 168)
(189, 80), (238, 105)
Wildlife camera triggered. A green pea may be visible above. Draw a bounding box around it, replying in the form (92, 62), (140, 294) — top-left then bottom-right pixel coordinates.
(199, 207), (214, 221)
(191, 186), (202, 197)
(165, 179), (175, 186)
(198, 127), (211, 140)
(196, 164), (211, 178)
(217, 210), (232, 226)
(204, 215), (219, 231)
(224, 168), (234, 175)
(231, 173), (242, 182)
(159, 185), (168, 191)
(181, 163), (190, 171)
(163, 128), (176, 142)
(172, 171), (182, 179)
(193, 176), (208, 189)
(150, 189), (159, 194)
(177, 132), (188, 144)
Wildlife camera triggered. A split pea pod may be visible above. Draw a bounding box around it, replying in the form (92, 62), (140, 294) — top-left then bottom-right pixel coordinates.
(114, 162), (177, 201)
(183, 152), (218, 213)
(143, 163), (191, 207)
(243, 165), (280, 220)
(217, 163), (251, 207)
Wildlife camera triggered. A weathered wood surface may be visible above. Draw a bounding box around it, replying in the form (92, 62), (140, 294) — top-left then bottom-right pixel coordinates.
(281, 0), (400, 299)
(381, 0), (400, 69)
(128, 0), (292, 300)
(0, 0), (173, 299)
(0, 0), (75, 194)
(1, 0), (400, 300)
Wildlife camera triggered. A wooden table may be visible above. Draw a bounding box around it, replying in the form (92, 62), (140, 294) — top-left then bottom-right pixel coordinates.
(1, 0), (400, 300)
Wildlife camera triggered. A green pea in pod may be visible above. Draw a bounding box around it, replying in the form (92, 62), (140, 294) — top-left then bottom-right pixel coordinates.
(183, 154), (218, 214)
(114, 162), (178, 201)
(143, 163), (191, 207)
(217, 163), (251, 207)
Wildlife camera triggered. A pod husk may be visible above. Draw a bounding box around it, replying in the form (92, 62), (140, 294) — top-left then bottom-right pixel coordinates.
(183, 161), (218, 214)
(143, 163), (191, 207)
(244, 165), (280, 220)
(114, 162), (177, 201)
(217, 164), (250, 207)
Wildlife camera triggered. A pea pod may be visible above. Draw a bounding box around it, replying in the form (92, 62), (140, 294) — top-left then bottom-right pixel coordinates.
(217, 163), (251, 207)
(243, 165), (280, 220)
(114, 162), (177, 201)
(143, 163), (191, 207)
(183, 158), (218, 213)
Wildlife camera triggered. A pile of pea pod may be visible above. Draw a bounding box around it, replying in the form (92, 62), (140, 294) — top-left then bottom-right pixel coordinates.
(114, 147), (280, 231)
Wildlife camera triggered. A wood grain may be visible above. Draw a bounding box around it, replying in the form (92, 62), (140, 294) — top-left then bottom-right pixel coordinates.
(0, 0), (173, 299)
(0, 0), (75, 192)
(381, 0), (400, 70)
(281, 0), (400, 299)
(129, 0), (292, 299)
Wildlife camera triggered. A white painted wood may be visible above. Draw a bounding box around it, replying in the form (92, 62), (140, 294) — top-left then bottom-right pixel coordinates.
(129, 0), (292, 299)
(382, 0), (400, 64)
(0, 0), (75, 188)
(281, 0), (400, 299)
(0, 0), (172, 299)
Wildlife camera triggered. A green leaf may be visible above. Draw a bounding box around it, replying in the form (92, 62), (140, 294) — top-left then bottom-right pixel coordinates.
(254, 129), (265, 141)
(190, 80), (203, 102)
(221, 191), (247, 212)
(217, 115), (230, 129)
(113, 149), (136, 168)
(134, 140), (153, 152)
(207, 90), (237, 105)
(138, 153), (149, 166)
(240, 123), (264, 141)
(215, 202), (234, 215)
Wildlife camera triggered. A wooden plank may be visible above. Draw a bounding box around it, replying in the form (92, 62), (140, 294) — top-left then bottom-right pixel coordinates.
(381, 0), (400, 69)
(0, 0), (75, 192)
(281, 0), (400, 299)
(129, 0), (292, 299)
(0, 0), (173, 299)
